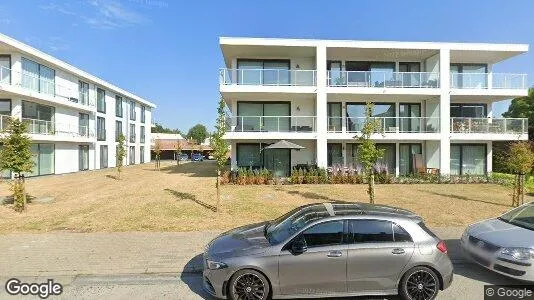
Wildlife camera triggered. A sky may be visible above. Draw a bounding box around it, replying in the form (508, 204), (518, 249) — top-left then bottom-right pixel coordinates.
(0, 0), (533, 132)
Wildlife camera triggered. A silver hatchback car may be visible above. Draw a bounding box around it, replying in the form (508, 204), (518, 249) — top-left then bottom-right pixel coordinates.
(203, 202), (453, 300)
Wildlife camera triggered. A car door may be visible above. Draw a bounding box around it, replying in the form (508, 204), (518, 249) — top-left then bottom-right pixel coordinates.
(278, 220), (347, 296)
(346, 219), (415, 293)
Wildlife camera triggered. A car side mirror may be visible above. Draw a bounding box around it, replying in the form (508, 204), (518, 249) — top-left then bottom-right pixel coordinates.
(291, 237), (307, 255)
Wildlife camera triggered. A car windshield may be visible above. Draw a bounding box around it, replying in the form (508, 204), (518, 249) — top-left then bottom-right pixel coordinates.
(499, 203), (534, 231)
(265, 204), (329, 245)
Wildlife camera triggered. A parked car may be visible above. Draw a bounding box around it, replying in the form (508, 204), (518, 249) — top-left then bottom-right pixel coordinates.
(203, 202), (453, 300)
(191, 153), (204, 161)
(178, 153), (188, 161)
(208, 154), (214, 160)
(461, 202), (534, 281)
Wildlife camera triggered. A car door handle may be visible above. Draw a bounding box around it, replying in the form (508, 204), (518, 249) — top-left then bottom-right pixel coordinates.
(327, 250), (343, 258)
(392, 248), (405, 255)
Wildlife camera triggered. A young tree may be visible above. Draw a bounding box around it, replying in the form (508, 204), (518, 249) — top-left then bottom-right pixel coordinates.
(0, 118), (34, 212)
(174, 141), (182, 165)
(506, 141), (534, 207)
(116, 134), (127, 179)
(213, 97), (229, 212)
(153, 140), (162, 170)
(356, 102), (385, 204)
(186, 124), (208, 144)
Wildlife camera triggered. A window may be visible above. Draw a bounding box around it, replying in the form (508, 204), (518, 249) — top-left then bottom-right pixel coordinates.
(140, 146), (145, 164)
(26, 143), (55, 177)
(399, 103), (421, 132)
(0, 99), (10, 131)
(348, 220), (393, 243)
(327, 143), (342, 167)
(327, 103), (342, 132)
(393, 224), (413, 242)
(451, 144), (486, 175)
(399, 144), (422, 175)
(97, 88), (106, 113)
(79, 145), (89, 171)
(21, 58), (55, 95)
(0, 144), (11, 178)
(301, 221), (344, 248)
(130, 100), (136, 120)
(97, 117), (106, 141)
(450, 64), (488, 88)
(100, 145), (108, 168)
(129, 124), (136, 143)
(115, 120), (123, 141)
(129, 146), (135, 164)
(79, 113), (89, 137)
(346, 103), (395, 132)
(450, 103), (486, 118)
(79, 81), (89, 105)
(346, 143), (396, 174)
(237, 102), (290, 132)
(235, 143), (290, 177)
(141, 106), (146, 123)
(237, 59), (290, 85)
(0, 55), (11, 84)
(22, 101), (54, 134)
(115, 95), (123, 117)
(140, 126), (145, 143)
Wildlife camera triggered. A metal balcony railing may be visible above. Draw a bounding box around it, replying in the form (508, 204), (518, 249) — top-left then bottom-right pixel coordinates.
(327, 71), (440, 88)
(450, 118), (528, 134)
(226, 116), (317, 132)
(219, 68), (317, 86)
(450, 73), (527, 89)
(0, 66), (96, 107)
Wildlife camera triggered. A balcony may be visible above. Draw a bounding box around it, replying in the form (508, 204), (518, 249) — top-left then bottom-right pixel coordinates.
(22, 118), (94, 138)
(451, 117), (528, 134)
(450, 73), (527, 89)
(327, 71), (440, 88)
(0, 66), (95, 108)
(226, 116), (316, 132)
(219, 68), (317, 86)
(327, 117), (440, 133)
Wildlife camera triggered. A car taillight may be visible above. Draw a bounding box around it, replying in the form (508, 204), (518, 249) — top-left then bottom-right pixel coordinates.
(437, 240), (448, 254)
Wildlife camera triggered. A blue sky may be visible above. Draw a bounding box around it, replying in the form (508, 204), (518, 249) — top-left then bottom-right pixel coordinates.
(0, 0), (533, 132)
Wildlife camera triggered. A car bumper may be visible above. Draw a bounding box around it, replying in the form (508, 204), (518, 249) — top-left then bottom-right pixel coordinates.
(460, 237), (534, 282)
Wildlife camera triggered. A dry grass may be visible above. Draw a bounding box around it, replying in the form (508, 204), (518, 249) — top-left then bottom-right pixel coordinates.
(0, 161), (529, 233)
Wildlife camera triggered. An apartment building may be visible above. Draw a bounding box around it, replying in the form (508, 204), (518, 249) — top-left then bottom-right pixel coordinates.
(219, 37), (529, 177)
(0, 33), (155, 178)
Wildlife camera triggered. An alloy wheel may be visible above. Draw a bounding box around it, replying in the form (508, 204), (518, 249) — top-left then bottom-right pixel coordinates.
(405, 269), (438, 300)
(232, 273), (266, 300)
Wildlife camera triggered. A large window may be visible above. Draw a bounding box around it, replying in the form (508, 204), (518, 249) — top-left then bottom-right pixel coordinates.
(399, 144), (422, 175)
(97, 117), (106, 141)
(237, 59), (290, 85)
(399, 103), (421, 132)
(450, 144), (486, 175)
(346, 143), (395, 174)
(115, 120), (123, 141)
(346, 103), (395, 132)
(237, 102), (290, 132)
(79, 145), (89, 171)
(115, 95), (123, 117)
(301, 221), (344, 248)
(345, 61), (395, 87)
(27, 143), (55, 176)
(21, 58), (55, 95)
(129, 100), (136, 121)
(100, 145), (108, 168)
(348, 220), (412, 243)
(140, 146), (145, 164)
(129, 146), (135, 164)
(22, 101), (54, 134)
(140, 126), (145, 143)
(79, 113), (89, 137)
(236, 143), (290, 177)
(0, 99), (10, 115)
(451, 64), (488, 88)
(141, 106), (146, 123)
(327, 103), (342, 132)
(450, 103), (486, 118)
(129, 124), (136, 143)
(0, 55), (11, 84)
(327, 143), (342, 167)
(97, 88), (106, 113)
(79, 81), (89, 105)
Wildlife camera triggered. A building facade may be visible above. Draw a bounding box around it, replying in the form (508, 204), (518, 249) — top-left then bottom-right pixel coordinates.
(219, 37), (529, 177)
(0, 33), (155, 177)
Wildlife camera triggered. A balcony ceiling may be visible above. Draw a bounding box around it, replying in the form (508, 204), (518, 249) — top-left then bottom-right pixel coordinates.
(221, 44), (316, 67)
(450, 49), (526, 64)
(327, 47), (439, 62)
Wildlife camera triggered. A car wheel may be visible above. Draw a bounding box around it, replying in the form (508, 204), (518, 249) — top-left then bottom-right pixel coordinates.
(399, 266), (439, 300)
(228, 269), (270, 300)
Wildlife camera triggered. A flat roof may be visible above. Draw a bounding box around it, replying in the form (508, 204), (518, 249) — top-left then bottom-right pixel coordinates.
(0, 33), (156, 108)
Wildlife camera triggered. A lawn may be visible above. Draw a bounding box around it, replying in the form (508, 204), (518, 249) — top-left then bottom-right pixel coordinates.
(0, 161), (529, 233)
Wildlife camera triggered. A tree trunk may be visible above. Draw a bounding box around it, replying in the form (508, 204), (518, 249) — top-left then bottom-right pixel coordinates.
(367, 171), (375, 204)
(216, 170), (220, 212)
(520, 174), (525, 206)
(21, 175), (26, 211)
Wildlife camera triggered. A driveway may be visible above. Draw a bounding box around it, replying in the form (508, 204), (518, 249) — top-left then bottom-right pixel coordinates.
(0, 228), (524, 299)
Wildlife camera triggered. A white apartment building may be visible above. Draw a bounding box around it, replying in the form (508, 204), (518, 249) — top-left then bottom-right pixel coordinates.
(219, 37), (529, 177)
(0, 33), (155, 178)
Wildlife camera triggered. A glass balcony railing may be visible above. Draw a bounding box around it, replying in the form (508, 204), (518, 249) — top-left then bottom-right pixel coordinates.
(0, 66), (95, 107)
(450, 73), (527, 89)
(226, 116), (316, 132)
(327, 71), (440, 88)
(450, 118), (528, 134)
(329, 117), (441, 133)
(21, 117), (94, 138)
(219, 68), (316, 86)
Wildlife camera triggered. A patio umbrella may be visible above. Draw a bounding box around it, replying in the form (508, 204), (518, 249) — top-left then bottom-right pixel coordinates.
(261, 140), (306, 177)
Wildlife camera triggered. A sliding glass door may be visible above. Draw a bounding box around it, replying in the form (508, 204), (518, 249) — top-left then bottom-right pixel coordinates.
(451, 64), (487, 88)
(264, 148), (290, 177)
(263, 103), (290, 132)
(327, 143), (343, 167)
(236, 143), (291, 176)
(399, 103), (421, 132)
(327, 102), (342, 131)
(27, 143), (55, 177)
(450, 144), (486, 175)
(237, 102), (290, 132)
(237, 59), (290, 85)
(399, 144), (422, 175)
(79, 145), (89, 171)
(346, 103), (395, 132)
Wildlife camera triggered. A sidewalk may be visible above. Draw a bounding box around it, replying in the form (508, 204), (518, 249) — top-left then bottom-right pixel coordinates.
(0, 227), (465, 278)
